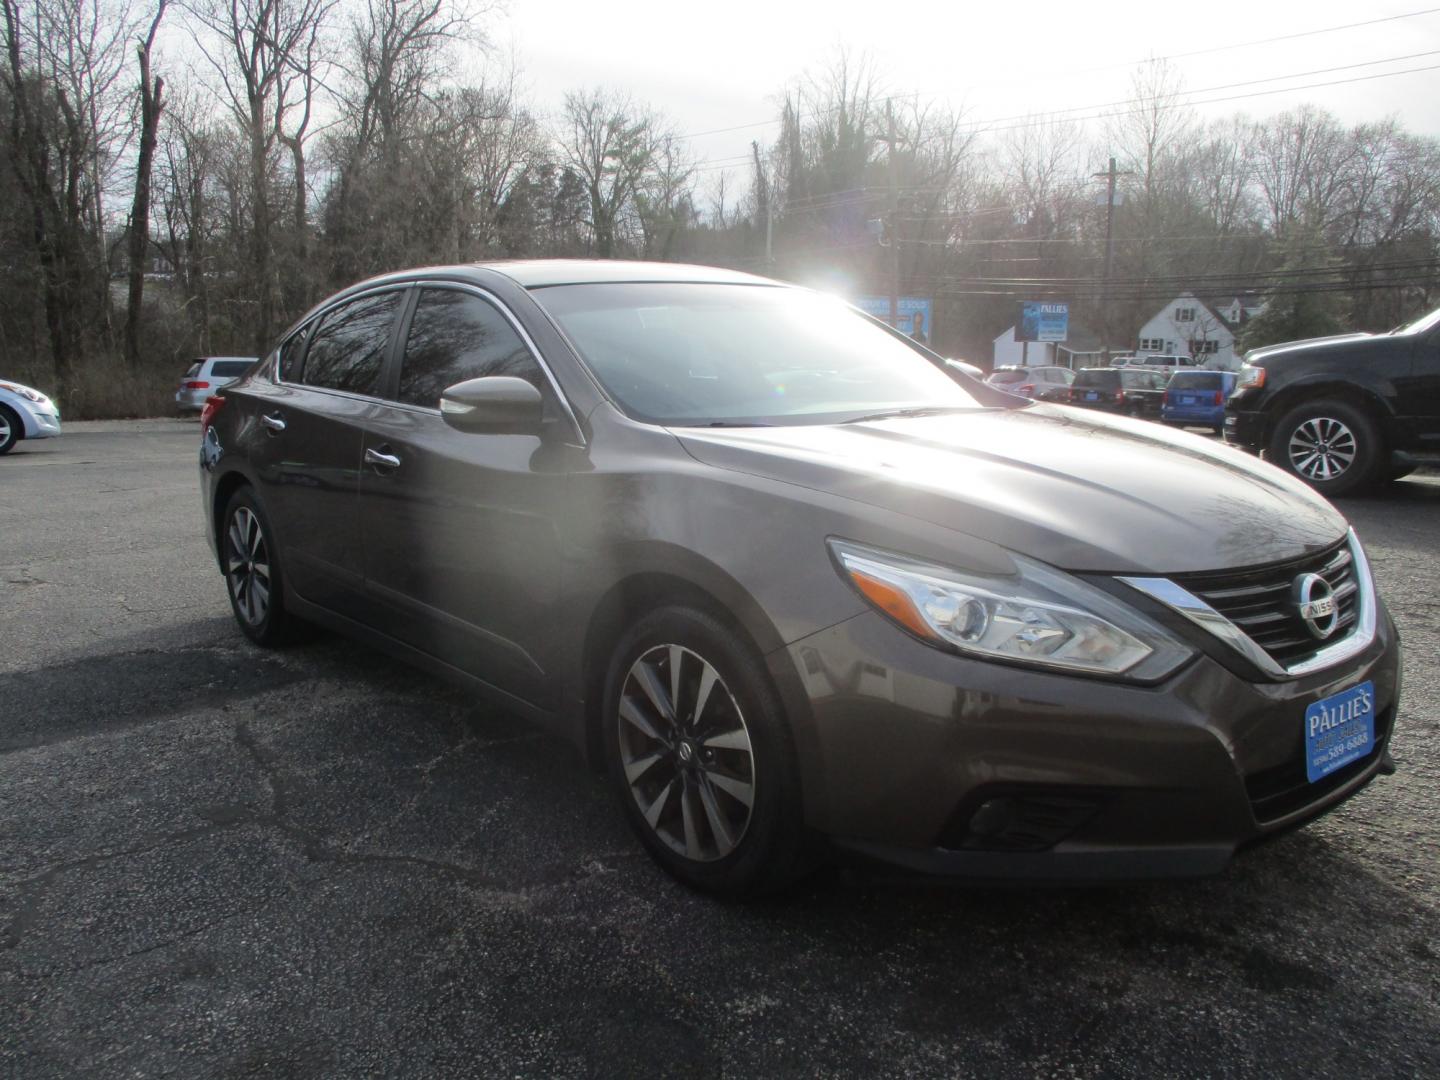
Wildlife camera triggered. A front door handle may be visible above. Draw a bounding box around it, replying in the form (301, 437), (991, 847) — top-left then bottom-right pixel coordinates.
(365, 446), (401, 470)
(260, 412), (286, 432)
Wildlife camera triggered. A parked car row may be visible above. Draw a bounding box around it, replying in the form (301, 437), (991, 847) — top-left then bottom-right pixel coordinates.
(983, 364), (1234, 431)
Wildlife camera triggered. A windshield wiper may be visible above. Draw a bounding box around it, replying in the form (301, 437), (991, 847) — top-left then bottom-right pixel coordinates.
(700, 420), (774, 428)
(839, 406), (967, 425)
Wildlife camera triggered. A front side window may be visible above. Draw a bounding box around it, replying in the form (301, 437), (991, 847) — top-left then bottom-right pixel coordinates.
(301, 291), (401, 395)
(397, 289), (545, 408)
(532, 283), (979, 425)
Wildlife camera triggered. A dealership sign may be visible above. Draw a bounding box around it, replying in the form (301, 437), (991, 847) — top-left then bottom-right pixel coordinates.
(1017, 301), (1069, 343)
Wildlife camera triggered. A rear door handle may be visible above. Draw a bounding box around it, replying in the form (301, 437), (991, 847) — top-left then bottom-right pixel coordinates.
(365, 446), (401, 470)
(260, 412), (286, 432)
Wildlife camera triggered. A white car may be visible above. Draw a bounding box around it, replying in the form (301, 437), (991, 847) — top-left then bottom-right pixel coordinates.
(0, 379), (62, 454)
(175, 357), (259, 412)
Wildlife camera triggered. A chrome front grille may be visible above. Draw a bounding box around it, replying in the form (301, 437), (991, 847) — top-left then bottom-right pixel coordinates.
(1118, 530), (1377, 680)
(1173, 541), (1359, 667)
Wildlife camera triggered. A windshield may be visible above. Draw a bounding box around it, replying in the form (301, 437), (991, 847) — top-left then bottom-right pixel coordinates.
(533, 282), (980, 425)
(1396, 306), (1440, 336)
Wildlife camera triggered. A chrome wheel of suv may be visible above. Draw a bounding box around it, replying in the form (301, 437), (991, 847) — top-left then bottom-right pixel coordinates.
(617, 643), (756, 862)
(1287, 416), (1357, 482)
(1268, 399), (1382, 497)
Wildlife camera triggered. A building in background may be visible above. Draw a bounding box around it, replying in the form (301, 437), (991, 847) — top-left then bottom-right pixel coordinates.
(1133, 293), (1266, 370)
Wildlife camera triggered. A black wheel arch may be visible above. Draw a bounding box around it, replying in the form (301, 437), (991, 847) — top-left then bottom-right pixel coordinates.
(1259, 379), (1395, 450)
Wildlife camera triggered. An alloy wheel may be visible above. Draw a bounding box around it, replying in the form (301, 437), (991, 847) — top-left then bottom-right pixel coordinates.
(1287, 416), (1357, 481)
(617, 644), (756, 862)
(225, 506), (272, 627)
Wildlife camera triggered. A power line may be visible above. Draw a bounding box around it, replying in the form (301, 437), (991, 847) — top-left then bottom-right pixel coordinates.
(685, 55), (1440, 179)
(676, 7), (1440, 142)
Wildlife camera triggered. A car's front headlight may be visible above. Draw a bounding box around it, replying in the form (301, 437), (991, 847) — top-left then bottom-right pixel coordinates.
(1235, 364), (1265, 391)
(829, 540), (1194, 681)
(0, 381), (45, 403)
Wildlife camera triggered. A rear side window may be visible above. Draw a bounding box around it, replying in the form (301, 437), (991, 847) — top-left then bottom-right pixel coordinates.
(210, 360), (254, 378)
(396, 288), (544, 408)
(1074, 370), (1118, 388)
(301, 292), (401, 395)
(1168, 372), (1221, 390)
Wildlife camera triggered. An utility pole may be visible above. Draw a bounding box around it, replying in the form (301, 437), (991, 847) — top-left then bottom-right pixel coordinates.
(886, 101), (900, 329)
(752, 140), (772, 266)
(1093, 156), (1130, 364)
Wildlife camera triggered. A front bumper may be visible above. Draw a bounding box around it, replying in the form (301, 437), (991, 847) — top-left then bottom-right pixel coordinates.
(21, 405), (61, 439)
(770, 601), (1399, 880)
(1223, 408), (1266, 450)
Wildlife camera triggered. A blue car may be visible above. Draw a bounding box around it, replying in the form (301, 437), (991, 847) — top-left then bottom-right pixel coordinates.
(1162, 370), (1237, 433)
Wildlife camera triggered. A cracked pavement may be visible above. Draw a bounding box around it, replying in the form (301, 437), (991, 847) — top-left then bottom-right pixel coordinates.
(2, 420), (1438, 1077)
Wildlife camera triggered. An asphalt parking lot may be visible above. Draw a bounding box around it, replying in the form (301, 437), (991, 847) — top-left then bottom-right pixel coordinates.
(3, 420), (1438, 1078)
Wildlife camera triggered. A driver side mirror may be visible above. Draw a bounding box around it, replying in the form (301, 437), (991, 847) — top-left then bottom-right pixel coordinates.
(439, 376), (543, 435)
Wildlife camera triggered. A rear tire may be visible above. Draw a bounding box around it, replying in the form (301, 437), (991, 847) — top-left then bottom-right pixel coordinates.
(1266, 399), (1383, 498)
(221, 487), (302, 647)
(602, 606), (807, 898)
(0, 405), (20, 454)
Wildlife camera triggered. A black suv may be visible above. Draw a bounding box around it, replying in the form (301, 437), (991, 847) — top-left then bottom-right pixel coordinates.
(1224, 306), (1440, 496)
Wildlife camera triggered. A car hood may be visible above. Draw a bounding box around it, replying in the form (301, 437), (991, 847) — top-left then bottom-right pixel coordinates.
(1243, 332), (1374, 363)
(673, 405), (1347, 574)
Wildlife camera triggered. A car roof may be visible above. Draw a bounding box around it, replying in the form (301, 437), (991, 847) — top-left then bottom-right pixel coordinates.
(482, 259), (777, 288)
(339, 260), (778, 293)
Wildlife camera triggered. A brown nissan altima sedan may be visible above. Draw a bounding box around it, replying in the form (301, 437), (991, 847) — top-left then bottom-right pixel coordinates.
(199, 261), (1399, 896)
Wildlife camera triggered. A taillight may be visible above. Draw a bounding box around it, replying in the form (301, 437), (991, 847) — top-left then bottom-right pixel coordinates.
(1018, 383), (1035, 395)
(1115, 390), (1126, 403)
(200, 394), (225, 433)
(184, 380), (210, 390)
(1163, 391), (1171, 405)
(1213, 391), (1224, 405)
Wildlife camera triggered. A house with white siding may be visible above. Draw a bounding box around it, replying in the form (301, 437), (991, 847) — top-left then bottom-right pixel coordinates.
(1133, 293), (1260, 371)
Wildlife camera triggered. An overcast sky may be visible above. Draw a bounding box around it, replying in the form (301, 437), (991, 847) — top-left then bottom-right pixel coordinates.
(498, 0), (1440, 187)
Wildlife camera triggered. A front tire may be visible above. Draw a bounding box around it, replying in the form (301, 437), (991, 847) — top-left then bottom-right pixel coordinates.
(0, 405), (20, 454)
(1266, 399), (1383, 498)
(221, 487), (301, 647)
(602, 606), (806, 897)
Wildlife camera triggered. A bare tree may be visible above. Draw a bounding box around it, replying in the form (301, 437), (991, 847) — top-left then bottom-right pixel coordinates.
(558, 87), (661, 258)
(187, 0), (335, 350)
(122, 0), (165, 368)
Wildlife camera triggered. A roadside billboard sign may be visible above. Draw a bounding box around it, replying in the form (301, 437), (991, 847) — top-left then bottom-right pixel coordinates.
(1017, 301), (1069, 342)
(855, 296), (934, 340)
